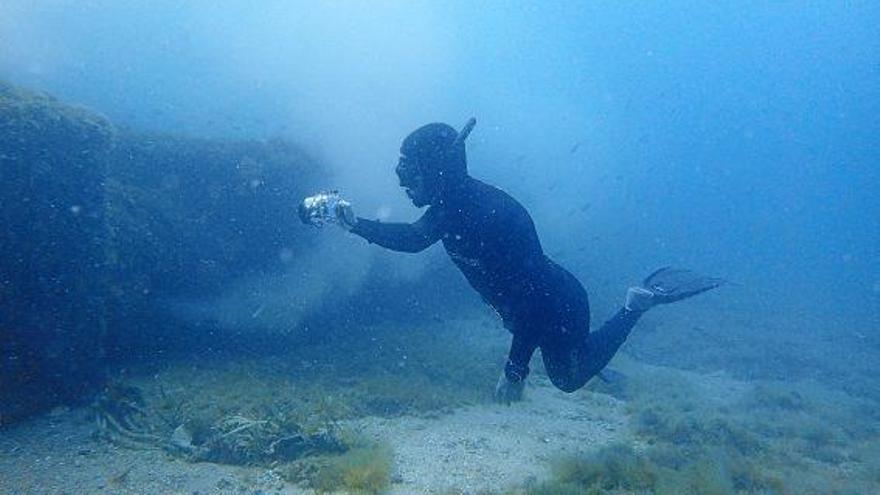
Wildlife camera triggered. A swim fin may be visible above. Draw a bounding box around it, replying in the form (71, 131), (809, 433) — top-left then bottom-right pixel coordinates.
(626, 267), (724, 311)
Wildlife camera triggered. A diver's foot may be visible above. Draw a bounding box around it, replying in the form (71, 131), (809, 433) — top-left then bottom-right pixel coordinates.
(626, 267), (725, 312)
(625, 286), (656, 312)
(494, 372), (525, 405)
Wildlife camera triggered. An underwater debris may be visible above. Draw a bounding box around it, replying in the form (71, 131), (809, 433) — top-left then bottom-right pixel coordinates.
(217, 414), (269, 438)
(94, 375), (348, 467)
(170, 424), (194, 451)
(189, 412), (345, 466)
(94, 382), (164, 449)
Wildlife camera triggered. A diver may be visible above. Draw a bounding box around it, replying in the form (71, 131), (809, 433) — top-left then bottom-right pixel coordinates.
(299, 119), (722, 403)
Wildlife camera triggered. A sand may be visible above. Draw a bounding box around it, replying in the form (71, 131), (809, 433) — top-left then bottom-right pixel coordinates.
(354, 376), (629, 494)
(0, 376), (629, 495)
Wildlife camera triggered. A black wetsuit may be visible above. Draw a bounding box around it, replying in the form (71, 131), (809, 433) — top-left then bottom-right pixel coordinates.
(351, 176), (642, 392)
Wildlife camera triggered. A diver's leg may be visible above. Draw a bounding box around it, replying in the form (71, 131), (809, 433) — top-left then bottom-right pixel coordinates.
(541, 336), (588, 393)
(577, 307), (642, 378)
(543, 268), (722, 393)
(505, 331), (539, 382)
(494, 314), (544, 404)
(541, 308), (641, 393)
(495, 332), (539, 404)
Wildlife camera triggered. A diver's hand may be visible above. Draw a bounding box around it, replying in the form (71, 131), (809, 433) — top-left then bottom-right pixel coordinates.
(494, 371), (525, 405)
(335, 201), (357, 231)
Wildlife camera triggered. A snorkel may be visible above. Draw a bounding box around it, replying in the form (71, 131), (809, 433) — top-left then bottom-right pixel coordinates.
(453, 117), (477, 148)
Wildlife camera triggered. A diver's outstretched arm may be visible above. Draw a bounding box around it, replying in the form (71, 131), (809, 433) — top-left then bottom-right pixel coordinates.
(298, 191), (443, 253)
(350, 207), (444, 254)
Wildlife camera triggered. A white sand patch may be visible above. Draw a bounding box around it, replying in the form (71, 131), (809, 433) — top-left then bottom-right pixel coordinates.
(352, 376), (630, 494)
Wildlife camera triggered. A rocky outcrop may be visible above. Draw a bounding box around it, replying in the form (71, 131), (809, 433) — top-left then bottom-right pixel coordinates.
(0, 81), (322, 423)
(1, 81), (115, 422)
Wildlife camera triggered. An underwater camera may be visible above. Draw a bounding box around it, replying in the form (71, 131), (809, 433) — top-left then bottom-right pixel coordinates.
(298, 190), (351, 228)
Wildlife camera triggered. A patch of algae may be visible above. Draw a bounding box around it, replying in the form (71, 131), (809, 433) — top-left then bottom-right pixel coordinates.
(489, 354), (880, 495)
(480, 442), (778, 495)
(280, 442), (394, 495)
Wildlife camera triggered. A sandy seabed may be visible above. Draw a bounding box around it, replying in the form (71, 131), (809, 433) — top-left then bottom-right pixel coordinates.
(3, 308), (878, 494)
(0, 376), (629, 495)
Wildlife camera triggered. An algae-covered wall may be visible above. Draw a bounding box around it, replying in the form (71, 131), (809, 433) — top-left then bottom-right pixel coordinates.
(0, 81), (114, 422)
(103, 133), (321, 357)
(107, 133), (320, 297)
(0, 81), (323, 423)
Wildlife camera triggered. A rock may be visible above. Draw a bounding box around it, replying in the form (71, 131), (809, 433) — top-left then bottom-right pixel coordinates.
(171, 425), (194, 451)
(1, 80), (115, 423)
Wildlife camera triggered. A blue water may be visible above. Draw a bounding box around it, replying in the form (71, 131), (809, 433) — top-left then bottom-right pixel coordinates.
(2, 2), (878, 493)
(5, 1), (877, 303)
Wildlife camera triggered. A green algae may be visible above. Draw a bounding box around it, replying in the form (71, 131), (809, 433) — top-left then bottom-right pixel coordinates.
(279, 443), (393, 494)
(551, 443), (657, 492)
(484, 355), (880, 495)
(507, 443), (777, 495)
(313, 444), (394, 494)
